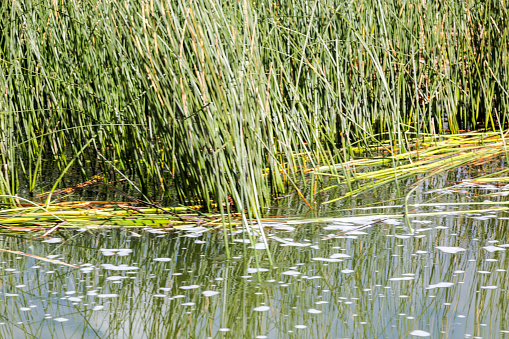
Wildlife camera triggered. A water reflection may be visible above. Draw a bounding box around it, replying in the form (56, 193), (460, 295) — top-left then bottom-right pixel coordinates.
(1, 181), (509, 338)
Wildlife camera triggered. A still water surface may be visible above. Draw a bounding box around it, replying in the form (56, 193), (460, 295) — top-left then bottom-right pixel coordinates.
(1, 178), (509, 338)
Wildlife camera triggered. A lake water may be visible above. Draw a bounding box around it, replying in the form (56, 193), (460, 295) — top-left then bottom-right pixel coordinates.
(1, 174), (509, 338)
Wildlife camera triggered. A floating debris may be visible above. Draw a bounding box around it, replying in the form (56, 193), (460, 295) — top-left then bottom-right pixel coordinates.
(483, 246), (505, 252)
(253, 306), (270, 312)
(281, 270), (301, 276)
(389, 277), (415, 281)
(101, 264), (138, 271)
(410, 330), (431, 337)
(426, 282), (454, 289)
(436, 247), (466, 254)
(202, 291), (219, 297)
(247, 268), (269, 273)
(42, 238), (62, 244)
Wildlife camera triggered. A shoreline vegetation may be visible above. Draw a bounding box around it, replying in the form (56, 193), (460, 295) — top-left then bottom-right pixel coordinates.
(1, 0), (509, 225)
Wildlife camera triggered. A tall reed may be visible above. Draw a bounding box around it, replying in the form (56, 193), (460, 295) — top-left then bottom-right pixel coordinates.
(1, 0), (507, 211)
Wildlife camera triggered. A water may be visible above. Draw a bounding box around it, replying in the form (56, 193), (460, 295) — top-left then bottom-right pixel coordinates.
(2, 178), (509, 338)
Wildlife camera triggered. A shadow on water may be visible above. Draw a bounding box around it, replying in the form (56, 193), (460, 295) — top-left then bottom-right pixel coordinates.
(2, 168), (509, 338)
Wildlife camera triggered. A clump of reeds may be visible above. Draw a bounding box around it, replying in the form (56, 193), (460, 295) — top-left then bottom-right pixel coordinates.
(1, 0), (508, 213)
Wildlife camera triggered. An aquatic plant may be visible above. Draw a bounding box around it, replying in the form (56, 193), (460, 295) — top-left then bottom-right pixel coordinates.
(1, 0), (508, 213)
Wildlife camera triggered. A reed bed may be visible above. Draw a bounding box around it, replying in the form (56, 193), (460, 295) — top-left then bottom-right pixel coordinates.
(1, 0), (508, 214)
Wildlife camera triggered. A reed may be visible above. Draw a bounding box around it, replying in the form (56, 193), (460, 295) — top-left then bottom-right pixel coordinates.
(1, 0), (508, 212)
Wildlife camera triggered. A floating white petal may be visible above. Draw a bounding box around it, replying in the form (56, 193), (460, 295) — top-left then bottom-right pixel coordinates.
(97, 294), (119, 298)
(389, 277), (414, 281)
(249, 243), (267, 250)
(53, 318), (69, 322)
(410, 330), (431, 337)
(483, 246), (505, 252)
(247, 268), (269, 273)
(282, 270), (301, 276)
(312, 257), (343, 262)
(43, 238), (62, 244)
(426, 282), (454, 289)
(253, 306), (270, 311)
(436, 246), (466, 254)
(202, 291), (219, 297)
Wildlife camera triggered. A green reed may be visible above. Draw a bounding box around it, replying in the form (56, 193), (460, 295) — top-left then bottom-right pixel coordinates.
(1, 0), (508, 211)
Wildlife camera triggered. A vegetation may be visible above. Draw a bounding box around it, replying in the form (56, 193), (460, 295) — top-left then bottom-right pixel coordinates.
(1, 0), (508, 214)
